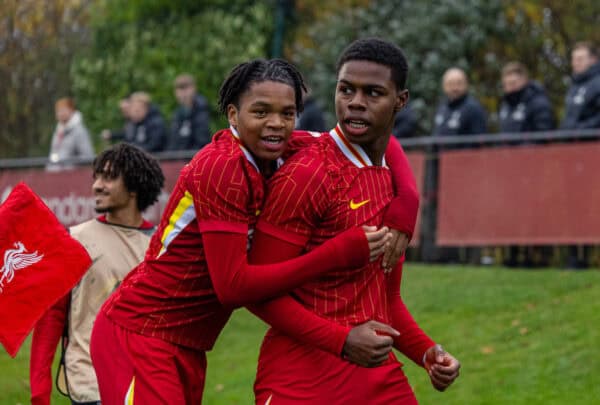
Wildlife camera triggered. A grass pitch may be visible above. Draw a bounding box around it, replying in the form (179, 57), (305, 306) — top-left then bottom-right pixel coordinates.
(1, 264), (599, 404)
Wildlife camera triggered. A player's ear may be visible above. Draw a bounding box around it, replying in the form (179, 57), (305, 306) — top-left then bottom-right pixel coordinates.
(227, 104), (239, 128)
(394, 89), (409, 113)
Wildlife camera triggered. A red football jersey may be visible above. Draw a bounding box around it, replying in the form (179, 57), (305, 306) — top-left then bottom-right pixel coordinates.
(104, 129), (263, 350)
(258, 125), (394, 326)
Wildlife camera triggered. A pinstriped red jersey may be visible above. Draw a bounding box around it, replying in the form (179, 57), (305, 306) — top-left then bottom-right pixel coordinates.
(103, 128), (264, 350)
(257, 126), (394, 326)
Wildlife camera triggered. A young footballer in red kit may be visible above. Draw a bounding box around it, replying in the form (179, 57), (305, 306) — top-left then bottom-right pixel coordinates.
(90, 59), (419, 404)
(251, 39), (461, 404)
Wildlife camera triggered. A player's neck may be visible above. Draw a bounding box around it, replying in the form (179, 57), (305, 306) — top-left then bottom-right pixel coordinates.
(105, 206), (144, 228)
(257, 159), (278, 179)
(362, 133), (391, 166)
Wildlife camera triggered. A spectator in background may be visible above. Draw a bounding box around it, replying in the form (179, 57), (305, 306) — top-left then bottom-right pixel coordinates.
(46, 98), (94, 172)
(497, 62), (555, 267)
(433, 67), (487, 136)
(561, 42), (600, 269)
(296, 89), (327, 132)
(561, 42), (600, 130)
(499, 62), (555, 134)
(101, 97), (135, 144)
(127, 91), (168, 152)
(168, 74), (211, 151)
(392, 102), (418, 138)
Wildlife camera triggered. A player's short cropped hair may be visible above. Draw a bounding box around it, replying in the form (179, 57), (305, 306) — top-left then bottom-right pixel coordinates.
(573, 41), (599, 59)
(502, 62), (529, 79)
(336, 38), (409, 90)
(93, 143), (165, 212)
(218, 59), (307, 115)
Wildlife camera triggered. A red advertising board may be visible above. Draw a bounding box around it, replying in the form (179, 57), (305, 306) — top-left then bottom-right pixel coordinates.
(405, 151), (425, 246)
(0, 161), (186, 227)
(437, 142), (600, 246)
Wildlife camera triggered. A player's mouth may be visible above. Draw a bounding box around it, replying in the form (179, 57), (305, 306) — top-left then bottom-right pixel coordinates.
(259, 135), (286, 153)
(342, 118), (370, 137)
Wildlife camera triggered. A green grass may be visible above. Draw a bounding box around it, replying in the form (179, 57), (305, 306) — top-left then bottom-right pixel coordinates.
(2, 264), (599, 404)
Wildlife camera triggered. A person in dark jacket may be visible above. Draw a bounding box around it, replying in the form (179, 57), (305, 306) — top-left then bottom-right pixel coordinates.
(499, 62), (555, 134)
(561, 42), (600, 130)
(168, 74), (211, 151)
(296, 91), (327, 133)
(433, 67), (487, 136)
(561, 42), (600, 269)
(101, 97), (135, 144)
(127, 92), (167, 153)
(392, 103), (418, 138)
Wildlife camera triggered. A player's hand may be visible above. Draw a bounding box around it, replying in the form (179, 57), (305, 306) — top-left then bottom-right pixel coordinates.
(363, 226), (393, 262)
(424, 344), (461, 391)
(342, 320), (399, 367)
(381, 229), (409, 273)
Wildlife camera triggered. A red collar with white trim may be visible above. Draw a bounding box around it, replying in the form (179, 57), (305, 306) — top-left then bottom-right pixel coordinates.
(328, 124), (387, 168)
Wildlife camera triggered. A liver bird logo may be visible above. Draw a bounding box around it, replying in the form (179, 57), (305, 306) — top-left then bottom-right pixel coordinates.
(0, 242), (44, 293)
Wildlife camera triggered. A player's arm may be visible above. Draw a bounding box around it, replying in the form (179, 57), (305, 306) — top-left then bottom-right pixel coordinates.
(194, 154), (386, 307)
(203, 225), (387, 307)
(247, 228), (399, 367)
(381, 136), (420, 269)
(386, 263), (461, 390)
(30, 293), (69, 405)
(282, 129), (324, 159)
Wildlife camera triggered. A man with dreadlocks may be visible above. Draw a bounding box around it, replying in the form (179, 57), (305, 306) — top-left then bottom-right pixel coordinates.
(30, 143), (165, 405)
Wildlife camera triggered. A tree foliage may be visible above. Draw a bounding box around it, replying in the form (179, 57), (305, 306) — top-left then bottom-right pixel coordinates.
(0, 0), (93, 158)
(72, 0), (274, 139)
(288, 0), (600, 133)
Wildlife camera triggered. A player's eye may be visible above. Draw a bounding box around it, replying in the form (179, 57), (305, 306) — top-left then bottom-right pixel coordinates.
(254, 110), (267, 118)
(339, 86), (353, 95)
(283, 110), (296, 118)
(368, 89), (382, 97)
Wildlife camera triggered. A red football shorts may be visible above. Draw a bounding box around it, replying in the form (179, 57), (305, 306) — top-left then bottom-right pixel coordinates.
(90, 311), (207, 404)
(254, 331), (418, 405)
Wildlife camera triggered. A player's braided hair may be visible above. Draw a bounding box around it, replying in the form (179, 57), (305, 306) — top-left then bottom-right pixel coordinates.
(93, 143), (165, 212)
(336, 38), (409, 90)
(218, 59), (307, 115)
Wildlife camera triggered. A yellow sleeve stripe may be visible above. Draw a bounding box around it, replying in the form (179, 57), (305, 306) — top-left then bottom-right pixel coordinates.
(157, 190), (196, 257)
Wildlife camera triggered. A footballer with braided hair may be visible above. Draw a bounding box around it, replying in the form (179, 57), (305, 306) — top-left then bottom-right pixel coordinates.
(90, 58), (400, 404)
(30, 143), (164, 405)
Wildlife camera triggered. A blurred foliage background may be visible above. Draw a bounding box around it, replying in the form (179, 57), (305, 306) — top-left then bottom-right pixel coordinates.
(1, 0), (599, 158)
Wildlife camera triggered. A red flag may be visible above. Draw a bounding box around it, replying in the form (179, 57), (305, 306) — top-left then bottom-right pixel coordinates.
(0, 182), (91, 357)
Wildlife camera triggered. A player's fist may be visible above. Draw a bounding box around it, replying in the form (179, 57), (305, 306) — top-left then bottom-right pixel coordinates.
(424, 344), (460, 391)
(342, 320), (399, 368)
(362, 226), (392, 262)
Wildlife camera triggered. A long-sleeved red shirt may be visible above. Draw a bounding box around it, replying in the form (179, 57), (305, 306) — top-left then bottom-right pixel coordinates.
(249, 125), (433, 364)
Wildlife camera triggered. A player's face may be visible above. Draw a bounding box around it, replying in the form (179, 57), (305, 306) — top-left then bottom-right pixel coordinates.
(92, 165), (135, 214)
(335, 60), (406, 146)
(227, 80), (296, 163)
